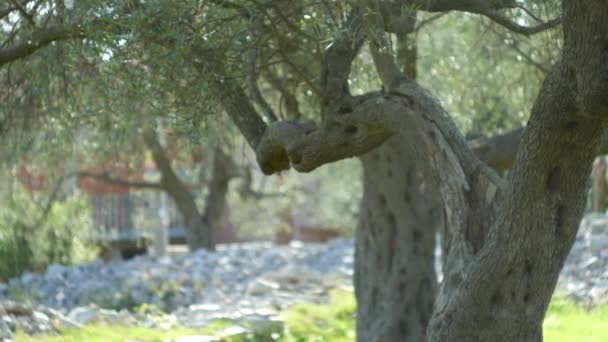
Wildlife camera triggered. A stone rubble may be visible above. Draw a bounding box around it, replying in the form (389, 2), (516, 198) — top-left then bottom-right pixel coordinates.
(0, 214), (607, 339)
(556, 214), (608, 306)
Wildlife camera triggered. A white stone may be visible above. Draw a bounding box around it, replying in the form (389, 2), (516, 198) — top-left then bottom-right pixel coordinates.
(32, 311), (50, 323)
(67, 306), (98, 325)
(589, 286), (608, 305)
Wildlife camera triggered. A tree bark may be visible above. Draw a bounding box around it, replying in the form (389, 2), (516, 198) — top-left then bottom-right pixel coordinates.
(428, 2), (608, 340)
(355, 137), (442, 341)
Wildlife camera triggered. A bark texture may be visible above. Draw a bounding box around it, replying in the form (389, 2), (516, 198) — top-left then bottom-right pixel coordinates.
(355, 137), (441, 341)
(428, 2), (608, 340)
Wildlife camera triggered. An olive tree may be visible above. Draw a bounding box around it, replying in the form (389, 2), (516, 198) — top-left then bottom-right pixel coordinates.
(2, 0), (608, 340)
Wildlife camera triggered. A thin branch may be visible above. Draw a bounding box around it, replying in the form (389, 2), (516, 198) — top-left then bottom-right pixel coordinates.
(0, 24), (84, 66)
(414, 13), (447, 32)
(480, 11), (561, 36)
(516, 4), (543, 22)
(276, 48), (321, 96)
(411, 0), (517, 12)
(248, 15), (278, 122)
(506, 41), (549, 73)
(319, 6), (364, 118)
(472, 127), (608, 173)
(206, 0), (250, 17)
(76, 171), (165, 190)
(32, 174), (67, 229)
(261, 67), (303, 119)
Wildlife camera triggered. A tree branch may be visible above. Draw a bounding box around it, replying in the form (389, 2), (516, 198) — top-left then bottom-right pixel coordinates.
(414, 13), (447, 32)
(319, 7), (365, 118)
(248, 14), (278, 122)
(472, 126), (608, 173)
(411, 0), (517, 12)
(256, 95), (398, 175)
(32, 174), (67, 229)
(0, 24), (84, 66)
(76, 171), (164, 190)
(480, 11), (561, 36)
(470, 128), (524, 172)
(212, 73), (269, 150)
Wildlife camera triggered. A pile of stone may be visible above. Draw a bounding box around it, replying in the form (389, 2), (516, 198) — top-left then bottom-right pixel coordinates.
(0, 239), (354, 339)
(0, 239), (353, 314)
(0, 213), (607, 339)
(0, 301), (81, 340)
(556, 214), (608, 306)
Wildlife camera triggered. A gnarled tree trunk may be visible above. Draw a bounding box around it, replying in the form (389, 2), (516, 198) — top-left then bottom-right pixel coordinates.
(207, 1), (608, 341)
(356, 138), (441, 341)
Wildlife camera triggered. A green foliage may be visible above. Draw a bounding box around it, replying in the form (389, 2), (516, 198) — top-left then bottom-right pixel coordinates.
(0, 186), (96, 281)
(417, 11), (560, 136)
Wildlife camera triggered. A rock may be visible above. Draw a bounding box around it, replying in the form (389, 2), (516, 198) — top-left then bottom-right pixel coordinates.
(0, 302), (70, 337)
(589, 285), (608, 305)
(0, 320), (12, 340)
(588, 235), (608, 254)
(46, 264), (68, 282)
(53, 314), (82, 329)
(2, 316), (15, 332)
(67, 306), (98, 325)
(247, 279), (280, 296)
(188, 304), (221, 312)
(32, 311), (50, 324)
(218, 325), (248, 338)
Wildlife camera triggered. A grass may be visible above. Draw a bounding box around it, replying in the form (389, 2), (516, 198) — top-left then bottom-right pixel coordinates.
(543, 298), (608, 342)
(15, 290), (608, 341)
(14, 319), (233, 342)
(279, 289), (356, 341)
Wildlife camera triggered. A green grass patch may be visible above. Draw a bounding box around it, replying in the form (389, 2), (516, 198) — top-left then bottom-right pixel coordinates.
(16, 290), (608, 341)
(14, 319), (232, 342)
(543, 297), (608, 342)
(279, 288), (356, 341)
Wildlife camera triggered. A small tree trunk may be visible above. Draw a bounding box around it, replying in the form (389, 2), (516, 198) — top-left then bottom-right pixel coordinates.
(201, 147), (234, 245)
(143, 130), (214, 251)
(355, 138), (442, 341)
